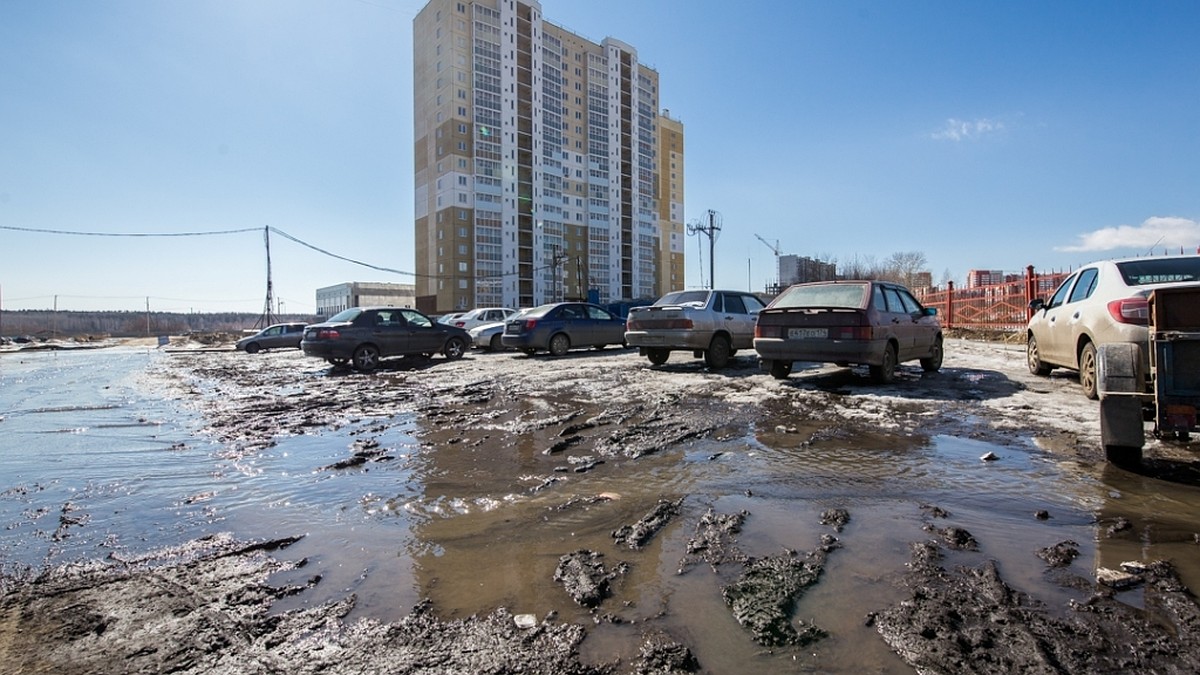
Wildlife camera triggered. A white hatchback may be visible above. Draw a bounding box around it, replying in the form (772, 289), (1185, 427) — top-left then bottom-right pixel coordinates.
(1026, 255), (1200, 399)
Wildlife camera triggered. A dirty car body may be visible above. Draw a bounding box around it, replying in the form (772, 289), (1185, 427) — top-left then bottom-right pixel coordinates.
(301, 307), (469, 371)
(1026, 255), (1200, 400)
(754, 280), (943, 383)
(501, 302), (627, 356)
(236, 322), (307, 353)
(624, 289), (765, 368)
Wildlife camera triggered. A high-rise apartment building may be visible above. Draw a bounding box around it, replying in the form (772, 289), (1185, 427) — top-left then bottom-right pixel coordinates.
(413, 0), (683, 313)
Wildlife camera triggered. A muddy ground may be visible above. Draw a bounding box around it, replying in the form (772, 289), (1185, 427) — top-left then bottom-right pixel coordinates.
(2, 337), (1199, 673)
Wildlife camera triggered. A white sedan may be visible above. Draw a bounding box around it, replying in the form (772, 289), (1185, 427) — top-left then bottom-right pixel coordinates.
(1026, 254), (1200, 399)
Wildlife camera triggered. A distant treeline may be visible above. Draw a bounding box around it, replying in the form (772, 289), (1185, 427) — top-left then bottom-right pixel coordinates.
(0, 310), (322, 338)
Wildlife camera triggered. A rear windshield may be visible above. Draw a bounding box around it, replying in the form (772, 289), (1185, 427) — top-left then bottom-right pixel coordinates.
(654, 290), (710, 307)
(1116, 257), (1200, 286)
(328, 308), (362, 322)
(523, 304), (557, 318)
(771, 283), (868, 309)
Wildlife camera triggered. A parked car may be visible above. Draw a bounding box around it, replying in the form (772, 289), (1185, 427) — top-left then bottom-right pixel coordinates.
(300, 306), (469, 371)
(436, 312), (465, 325)
(452, 307), (518, 331)
(625, 289), (765, 368)
(469, 309), (530, 351)
(501, 302), (628, 356)
(754, 280), (943, 383)
(236, 322), (307, 353)
(1026, 254), (1200, 399)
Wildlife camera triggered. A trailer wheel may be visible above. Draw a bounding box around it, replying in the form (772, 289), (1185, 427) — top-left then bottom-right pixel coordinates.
(1104, 444), (1143, 466)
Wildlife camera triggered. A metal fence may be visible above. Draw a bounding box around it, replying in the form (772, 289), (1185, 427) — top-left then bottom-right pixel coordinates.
(917, 266), (1071, 332)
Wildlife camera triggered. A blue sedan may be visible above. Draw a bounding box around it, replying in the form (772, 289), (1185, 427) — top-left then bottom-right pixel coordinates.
(501, 302), (628, 356)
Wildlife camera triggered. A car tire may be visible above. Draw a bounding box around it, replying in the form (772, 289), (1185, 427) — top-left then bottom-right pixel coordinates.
(870, 343), (898, 384)
(244, 342), (261, 354)
(647, 348), (669, 365)
(920, 336), (944, 372)
(769, 360), (792, 380)
(1027, 335), (1052, 376)
(704, 335), (732, 369)
(489, 334), (503, 352)
(549, 333), (570, 357)
(1079, 341), (1099, 400)
(444, 336), (466, 361)
(352, 344), (381, 372)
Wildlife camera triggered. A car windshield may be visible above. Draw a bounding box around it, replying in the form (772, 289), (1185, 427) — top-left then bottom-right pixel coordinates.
(771, 283), (868, 309)
(1116, 257), (1200, 286)
(654, 290), (710, 307)
(328, 308), (362, 322)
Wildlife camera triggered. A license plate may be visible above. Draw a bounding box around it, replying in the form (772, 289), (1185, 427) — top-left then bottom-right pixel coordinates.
(788, 328), (827, 339)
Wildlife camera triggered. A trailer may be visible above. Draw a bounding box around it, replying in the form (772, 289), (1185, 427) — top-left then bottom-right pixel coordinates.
(1097, 286), (1200, 464)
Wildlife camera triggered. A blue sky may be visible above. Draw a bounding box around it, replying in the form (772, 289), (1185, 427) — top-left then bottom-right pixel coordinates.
(2, 0), (1198, 313)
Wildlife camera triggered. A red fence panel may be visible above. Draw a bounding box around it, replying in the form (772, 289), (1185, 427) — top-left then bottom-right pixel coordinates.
(918, 267), (1072, 332)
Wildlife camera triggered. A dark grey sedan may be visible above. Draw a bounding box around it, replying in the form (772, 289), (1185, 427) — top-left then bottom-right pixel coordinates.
(236, 322), (308, 353)
(301, 307), (469, 371)
(501, 302), (628, 356)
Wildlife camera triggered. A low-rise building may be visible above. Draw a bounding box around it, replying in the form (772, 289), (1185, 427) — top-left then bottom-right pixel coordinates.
(315, 282), (416, 317)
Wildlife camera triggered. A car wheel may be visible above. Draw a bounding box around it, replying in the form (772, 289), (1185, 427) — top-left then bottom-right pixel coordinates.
(769, 360), (792, 380)
(549, 333), (570, 357)
(1027, 334), (1052, 376)
(704, 335), (732, 369)
(646, 348), (669, 365)
(244, 342), (261, 354)
(920, 336), (944, 372)
(489, 334), (503, 352)
(870, 343), (898, 384)
(352, 344), (381, 372)
(444, 336), (466, 361)
(1079, 341), (1098, 400)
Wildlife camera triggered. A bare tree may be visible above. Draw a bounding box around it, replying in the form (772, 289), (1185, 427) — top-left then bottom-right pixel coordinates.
(882, 251), (929, 288)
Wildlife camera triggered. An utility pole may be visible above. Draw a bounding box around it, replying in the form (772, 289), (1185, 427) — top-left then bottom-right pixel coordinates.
(687, 209), (722, 290)
(549, 246), (568, 302)
(257, 226), (274, 329)
(145, 297), (151, 337)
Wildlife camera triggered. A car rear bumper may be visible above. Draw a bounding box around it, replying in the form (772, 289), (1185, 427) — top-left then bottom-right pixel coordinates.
(625, 329), (710, 351)
(301, 341), (352, 360)
(753, 337), (887, 366)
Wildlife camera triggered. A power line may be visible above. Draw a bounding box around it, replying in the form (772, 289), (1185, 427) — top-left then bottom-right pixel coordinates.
(2, 223), (570, 283)
(0, 225), (259, 237)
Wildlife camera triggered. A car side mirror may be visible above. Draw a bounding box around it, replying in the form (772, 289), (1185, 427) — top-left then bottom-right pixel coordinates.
(923, 307), (938, 316)
(1029, 298), (1045, 311)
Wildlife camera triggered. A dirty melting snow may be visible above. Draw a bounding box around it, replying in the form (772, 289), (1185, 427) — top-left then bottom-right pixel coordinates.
(3, 337), (1199, 674)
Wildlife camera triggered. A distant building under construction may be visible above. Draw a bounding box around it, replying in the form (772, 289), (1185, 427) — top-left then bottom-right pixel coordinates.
(766, 254), (837, 293)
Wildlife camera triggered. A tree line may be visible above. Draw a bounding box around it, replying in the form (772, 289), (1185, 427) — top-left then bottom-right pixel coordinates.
(0, 310), (320, 338)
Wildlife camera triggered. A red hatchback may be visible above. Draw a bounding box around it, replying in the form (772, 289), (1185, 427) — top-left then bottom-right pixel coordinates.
(754, 280), (943, 383)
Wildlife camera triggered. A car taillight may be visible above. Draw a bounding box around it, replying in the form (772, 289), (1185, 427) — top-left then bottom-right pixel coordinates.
(1107, 298), (1149, 325)
(316, 328), (340, 339)
(830, 326), (872, 340)
(454, 321), (466, 327)
(523, 319), (539, 330)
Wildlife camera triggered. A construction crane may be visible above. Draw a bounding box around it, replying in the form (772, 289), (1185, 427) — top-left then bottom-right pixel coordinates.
(755, 234), (781, 257)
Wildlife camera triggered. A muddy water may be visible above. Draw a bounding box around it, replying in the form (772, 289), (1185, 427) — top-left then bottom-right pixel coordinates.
(4, 349), (1200, 673)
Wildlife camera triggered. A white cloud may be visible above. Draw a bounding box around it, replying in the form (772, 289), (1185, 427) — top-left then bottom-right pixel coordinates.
(931, 117), (1004, 142)
(1056, 216), (1200, 253)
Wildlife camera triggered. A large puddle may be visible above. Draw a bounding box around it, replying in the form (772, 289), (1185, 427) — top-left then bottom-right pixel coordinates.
(3, 348), (1200, 673)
